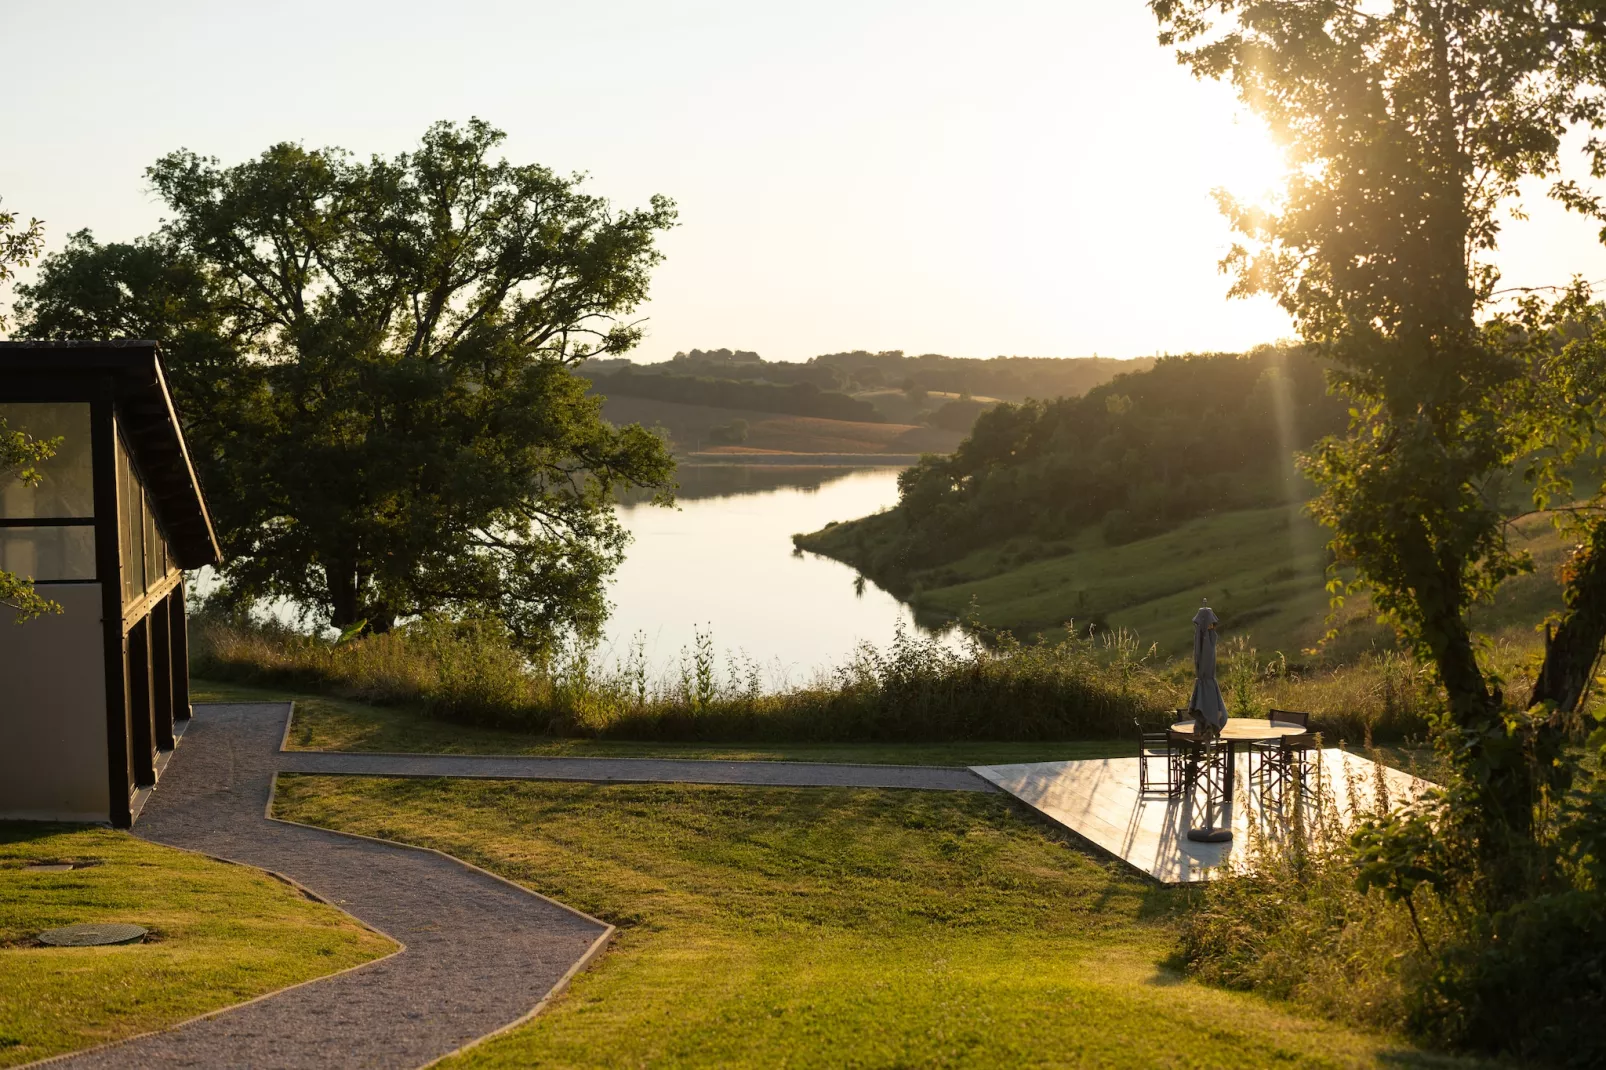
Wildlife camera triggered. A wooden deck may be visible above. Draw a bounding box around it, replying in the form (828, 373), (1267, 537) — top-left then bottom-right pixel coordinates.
(971, 749), (1434, 884)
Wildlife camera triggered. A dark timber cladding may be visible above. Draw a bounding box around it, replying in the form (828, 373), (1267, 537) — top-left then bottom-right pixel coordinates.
(0, 341), (220, 828)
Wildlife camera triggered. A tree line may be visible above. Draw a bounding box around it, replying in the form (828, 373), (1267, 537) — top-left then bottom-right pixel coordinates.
(582, 364), (885, 422)
(821, 346), (1347, 579)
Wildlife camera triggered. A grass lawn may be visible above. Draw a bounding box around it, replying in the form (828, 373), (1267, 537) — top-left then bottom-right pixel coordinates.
(0, 824), (394, 1067)
(191, 681), (1132, 766)
(274, 775), (1491, 1068)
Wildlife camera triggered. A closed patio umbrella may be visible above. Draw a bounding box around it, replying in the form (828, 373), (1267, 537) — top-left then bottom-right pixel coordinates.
(1185, 597), (1233, 843)
(1189, 599), (1228, 734)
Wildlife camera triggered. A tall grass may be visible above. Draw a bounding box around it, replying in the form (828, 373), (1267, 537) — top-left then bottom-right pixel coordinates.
(1177, 753), (1456, 1035)
(191, 614), (1168, 742)
(192, 613), (1446, 743)
(1179, 691), (1606, 1068)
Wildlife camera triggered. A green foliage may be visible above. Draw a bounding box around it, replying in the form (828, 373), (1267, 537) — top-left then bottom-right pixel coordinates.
(1176, 760), (1462, 1037)
(0, 198), (43, 334)
(1151, 0), (1606, 892)
(17, 120), (677, 644)
(925, 395), (993, 432)
(190, 613), (1167, 742)
(803, 347), (1344, 583)
(0, 198), (59, 622)
(0, 415), (61, 623)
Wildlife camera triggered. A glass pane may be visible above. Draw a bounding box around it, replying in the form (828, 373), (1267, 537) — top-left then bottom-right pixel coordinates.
(0, 525), (95, 581)
(144, 490), (163, 588)
(0, 403), (93, 518)
(117, 431), (146, 601)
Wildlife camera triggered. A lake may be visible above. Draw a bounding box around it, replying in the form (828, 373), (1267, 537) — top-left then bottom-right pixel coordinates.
(601, 465), (950, 683)
(196, 464), (945, 682)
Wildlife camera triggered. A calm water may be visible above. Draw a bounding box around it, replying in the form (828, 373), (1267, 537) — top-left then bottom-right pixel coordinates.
(201, 465), (944, 681)
(600, 466), (949, 682)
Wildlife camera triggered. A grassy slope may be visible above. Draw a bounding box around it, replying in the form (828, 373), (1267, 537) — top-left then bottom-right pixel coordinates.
(601, 395), (965, 455)
(805, 504), (1567, 659)
(192, 682), (1130, 766)
(274, 776), (1487, 1069)
(0, 825), (393, 1067)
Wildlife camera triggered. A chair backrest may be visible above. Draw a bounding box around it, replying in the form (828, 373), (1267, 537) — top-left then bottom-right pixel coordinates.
(1268, 708), (1311, 729)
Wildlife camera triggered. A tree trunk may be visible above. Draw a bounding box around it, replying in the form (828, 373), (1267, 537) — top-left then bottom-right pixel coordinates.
(1529, 516), (1606, 715)
(1407, 528), (1539, 892)
(326, 559), (363, 630)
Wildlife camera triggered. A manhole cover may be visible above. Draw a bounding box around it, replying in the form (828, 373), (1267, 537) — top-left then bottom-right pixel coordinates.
(37, 923), (147, 947)
(24, 863), (75, 873)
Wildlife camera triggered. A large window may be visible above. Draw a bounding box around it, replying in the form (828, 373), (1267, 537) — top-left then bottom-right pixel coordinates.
(0, 403), (95, 582)
(115, 428), (174, 603)
(0, 525), (95, 580)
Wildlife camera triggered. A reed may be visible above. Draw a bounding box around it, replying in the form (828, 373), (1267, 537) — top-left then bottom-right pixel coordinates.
(190, 615), (1171, 742)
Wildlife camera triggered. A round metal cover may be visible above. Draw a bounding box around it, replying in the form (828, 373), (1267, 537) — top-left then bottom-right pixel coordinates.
(37, 923), (147, 947)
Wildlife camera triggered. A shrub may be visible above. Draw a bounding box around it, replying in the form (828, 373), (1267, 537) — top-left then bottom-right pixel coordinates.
(1180, 715), (1606, 1068)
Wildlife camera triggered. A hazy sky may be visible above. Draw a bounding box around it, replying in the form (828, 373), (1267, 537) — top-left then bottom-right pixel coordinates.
(6, 0), (1606, 362)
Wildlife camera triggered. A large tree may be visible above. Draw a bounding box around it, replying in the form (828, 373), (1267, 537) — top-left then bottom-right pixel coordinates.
(0, 198), (58, 621)
(1150, 1), (1606, 877)
(19, 120), (677, 645)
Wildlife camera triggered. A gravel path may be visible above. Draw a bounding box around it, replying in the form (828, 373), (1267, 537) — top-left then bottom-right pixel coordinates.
(43, 703), (610, 1070)
(280, 750), (997, 792)
(42, 702), (992, 1068)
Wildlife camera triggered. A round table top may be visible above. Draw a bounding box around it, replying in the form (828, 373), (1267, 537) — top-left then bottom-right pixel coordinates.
(1169, 717), (1308, 742)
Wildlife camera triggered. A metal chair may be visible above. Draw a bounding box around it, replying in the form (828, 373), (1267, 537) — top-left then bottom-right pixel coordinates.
(1136, 718), (1183, 796)
(1171, 727), (1228, 797)
(1249, 708), (1320, 801)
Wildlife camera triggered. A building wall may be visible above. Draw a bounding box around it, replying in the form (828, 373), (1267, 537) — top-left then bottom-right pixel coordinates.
(0, 583), (111, 822)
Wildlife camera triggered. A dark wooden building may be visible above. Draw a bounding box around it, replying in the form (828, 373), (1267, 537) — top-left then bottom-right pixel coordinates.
(0, 341), (220, 827)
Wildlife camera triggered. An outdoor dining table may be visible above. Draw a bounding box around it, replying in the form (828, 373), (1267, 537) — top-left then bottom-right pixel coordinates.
(1168, 716), (1309, 799)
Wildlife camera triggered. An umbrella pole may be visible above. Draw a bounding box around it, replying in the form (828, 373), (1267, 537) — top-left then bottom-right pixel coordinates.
(1186, 735), (1232, 843)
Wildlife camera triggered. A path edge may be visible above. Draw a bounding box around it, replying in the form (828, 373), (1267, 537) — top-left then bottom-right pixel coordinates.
(17, 849), (406, 1070)
(264, 772), (616, 933)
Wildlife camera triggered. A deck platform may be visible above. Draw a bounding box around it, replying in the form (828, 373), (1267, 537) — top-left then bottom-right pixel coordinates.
(972, 749), (1433, 884)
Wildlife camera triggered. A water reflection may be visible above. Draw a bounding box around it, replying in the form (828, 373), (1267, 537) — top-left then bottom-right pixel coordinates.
(602, 466), (952, 683)
(195, 465), (950, 684)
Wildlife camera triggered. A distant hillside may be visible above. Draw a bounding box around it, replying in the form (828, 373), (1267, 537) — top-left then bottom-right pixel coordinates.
(581, 349), (1145, 446)
(810, 351), (1154, 402)
(585, 366), (883, 422)
(599, 396), (966, 457)
(807, 499), (1566, 658)
(799, 347), (1347, 581)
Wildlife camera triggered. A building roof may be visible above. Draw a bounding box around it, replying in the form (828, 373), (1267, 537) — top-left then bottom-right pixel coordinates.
(0, 341), (222, 569)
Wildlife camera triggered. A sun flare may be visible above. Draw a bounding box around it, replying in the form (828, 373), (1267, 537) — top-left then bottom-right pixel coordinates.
(1210, 117), (1290, 207)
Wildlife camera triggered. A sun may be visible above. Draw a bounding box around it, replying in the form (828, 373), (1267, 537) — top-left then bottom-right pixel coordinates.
(1211, 115), (1290, 207)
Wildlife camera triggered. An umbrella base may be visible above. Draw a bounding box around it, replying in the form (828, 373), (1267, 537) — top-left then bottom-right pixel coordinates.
(1186, 827), (1233, 843)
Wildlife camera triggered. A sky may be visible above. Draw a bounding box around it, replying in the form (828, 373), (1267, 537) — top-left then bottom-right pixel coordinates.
(6, 0), (1606, 362)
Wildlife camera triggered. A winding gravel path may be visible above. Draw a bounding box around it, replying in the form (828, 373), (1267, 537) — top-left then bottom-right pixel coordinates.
(42, 703), (610, 1070)
(40, 702), (992, 1068)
